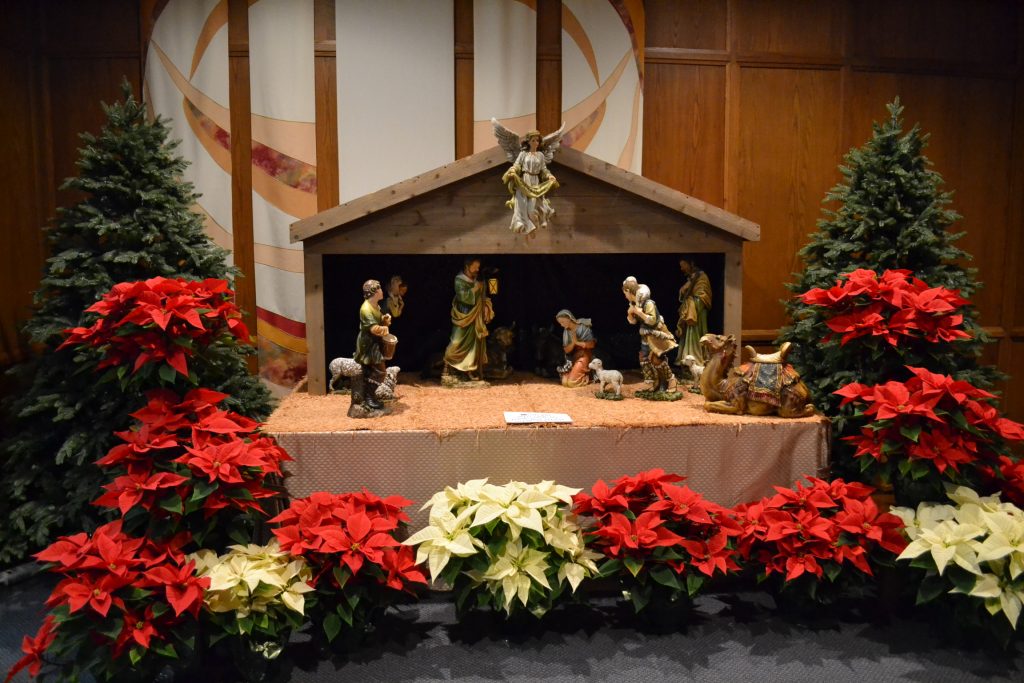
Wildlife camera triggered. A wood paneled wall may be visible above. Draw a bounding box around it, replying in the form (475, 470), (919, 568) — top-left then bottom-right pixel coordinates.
(2, 0), (1022, 421)
(641, 0), (1024, 421)
(0, 0), (142, 366)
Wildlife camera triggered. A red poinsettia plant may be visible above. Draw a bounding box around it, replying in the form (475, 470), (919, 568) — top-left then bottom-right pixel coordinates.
(731, 477), (907, 603)
(573, 469), (740, 613)
(270, 490), (427, 646)
(799, 268), (970, 347)
(5, 521), (209, 683)
(985, 457), (1024, 508)
(94, 387), (290, 545)
(836, 366), (1024, 493)
(59, 277), (250, 386)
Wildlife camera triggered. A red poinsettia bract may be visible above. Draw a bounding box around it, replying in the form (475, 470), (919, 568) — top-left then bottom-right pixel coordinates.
(92, 388), (290, 523)
(15, 521), (210, 677)
(731, 477), (907, 583)
(270, 490), (426, 593)
(4, 616), (57, 682)
(800, 268), (970, 347)
(575, 470), (740, 585)
(59, 277), (251, 379)
(836, 367), (1024, 479)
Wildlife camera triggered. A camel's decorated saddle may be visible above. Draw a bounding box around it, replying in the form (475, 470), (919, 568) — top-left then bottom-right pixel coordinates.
(727, 342), (800, 407)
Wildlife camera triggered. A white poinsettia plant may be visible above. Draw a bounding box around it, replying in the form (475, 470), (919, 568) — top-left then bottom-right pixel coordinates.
(892, 485), (1024, 636)
(190, 539), (315, 657)
(403, 479), (600, 617)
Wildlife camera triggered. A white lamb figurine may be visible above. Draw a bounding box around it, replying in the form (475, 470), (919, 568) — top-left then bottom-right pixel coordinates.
(328, 358), (400, 401)
(588, 358), (623, 397)
(681, 354), (705, 383)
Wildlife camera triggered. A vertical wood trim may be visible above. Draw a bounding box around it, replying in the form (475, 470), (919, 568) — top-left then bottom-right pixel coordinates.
(536, 0), (561, 133)
(723, 0), (739, 213)
(304, 252), (326, 394)
(314, 0), (339, 210)
(724, 243), (743, 348)
(228, 0), (257, 373)
(454, 0), (474, 159)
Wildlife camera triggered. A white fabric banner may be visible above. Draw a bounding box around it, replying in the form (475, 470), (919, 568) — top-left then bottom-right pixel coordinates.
(561, 0), (643, 173)
(473, 0), (536, 152)
(145, 0), (233, 265)
(248, 0), (312, 322)
(248, 0), (316, 393)
(336, 0), (455, 202)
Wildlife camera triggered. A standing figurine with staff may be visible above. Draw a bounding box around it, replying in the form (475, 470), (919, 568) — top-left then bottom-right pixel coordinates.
(442, 257), (494, 384)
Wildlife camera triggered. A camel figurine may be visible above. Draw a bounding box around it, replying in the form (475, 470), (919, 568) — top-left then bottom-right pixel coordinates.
(698, 334), (816, 418)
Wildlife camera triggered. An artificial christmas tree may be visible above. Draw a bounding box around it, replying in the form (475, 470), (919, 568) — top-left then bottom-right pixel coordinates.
(778, 99), (999, 482)
(0, 83), (271, 566)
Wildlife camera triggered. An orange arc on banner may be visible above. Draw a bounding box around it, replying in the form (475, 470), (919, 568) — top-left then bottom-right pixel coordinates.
(257, 319), (308, 355)
(618, 79), (642, 170)
(188, 3), (319, 165)
(196, 206), (304, 273)
(154, 40), (318, 218)
(561, 4), (599, 86)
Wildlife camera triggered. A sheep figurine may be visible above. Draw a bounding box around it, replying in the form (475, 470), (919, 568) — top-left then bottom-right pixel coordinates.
(680, 354), (705, 383)
(588, 358), (623, 397)
(328, 358), (401, 401)
(328, 357), (361, 388)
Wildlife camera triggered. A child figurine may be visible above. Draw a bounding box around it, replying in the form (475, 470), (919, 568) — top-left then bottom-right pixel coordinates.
(349, 279), (393, 418)
(624, 278), (680, 399)
(554, 309), (596, 388)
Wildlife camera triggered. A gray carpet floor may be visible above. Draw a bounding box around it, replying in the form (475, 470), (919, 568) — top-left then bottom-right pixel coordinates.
(2, 574), (1021, 682)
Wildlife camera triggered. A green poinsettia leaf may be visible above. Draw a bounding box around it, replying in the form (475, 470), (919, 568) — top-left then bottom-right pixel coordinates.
(323, 613), (342, 642)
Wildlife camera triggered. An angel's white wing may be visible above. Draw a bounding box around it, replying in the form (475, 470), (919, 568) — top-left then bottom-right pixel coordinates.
(541, 122), (567, 164)
(491, 118), (522, 162)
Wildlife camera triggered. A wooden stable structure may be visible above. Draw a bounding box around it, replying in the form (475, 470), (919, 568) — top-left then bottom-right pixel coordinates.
(291, 146), (760, 395)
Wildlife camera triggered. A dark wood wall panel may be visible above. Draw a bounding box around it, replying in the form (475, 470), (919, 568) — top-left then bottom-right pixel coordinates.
(46, 58), (142, 204)
(734, 0), (843, 59)
(845, 72), (1014, 327)
(0, 3), (44, 366)
(1, 0), (143, 369)
(850, 0), (1017, 67)
(38, 0), (142, 54)
(645, 0), (727, 51)
(735, 68), (843, 333)
(642, 64), (726, 207)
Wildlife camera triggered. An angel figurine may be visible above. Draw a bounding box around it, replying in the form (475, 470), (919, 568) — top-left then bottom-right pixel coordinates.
(492, 118), (566, 235)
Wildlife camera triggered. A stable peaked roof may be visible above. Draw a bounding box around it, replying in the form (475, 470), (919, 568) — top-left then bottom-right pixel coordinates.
(290, 146), (760, 244)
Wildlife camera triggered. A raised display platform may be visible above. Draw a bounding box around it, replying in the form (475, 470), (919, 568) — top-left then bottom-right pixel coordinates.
(264, 373), (829, 525)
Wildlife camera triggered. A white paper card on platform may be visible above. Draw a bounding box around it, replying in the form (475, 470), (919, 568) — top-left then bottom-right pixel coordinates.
(503, 412), (573, 424)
